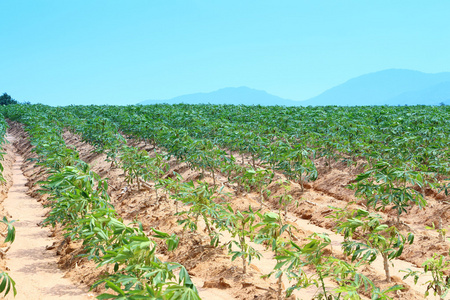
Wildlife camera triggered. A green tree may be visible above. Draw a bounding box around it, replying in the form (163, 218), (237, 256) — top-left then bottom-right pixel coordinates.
(0, 93), (18, 105)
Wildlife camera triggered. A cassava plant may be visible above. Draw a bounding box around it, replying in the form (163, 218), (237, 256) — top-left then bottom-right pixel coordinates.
(350, 161), (427, 225)
(255, 211), (293, 300)
(237, 168), (274, 208)
(119, 145), (151, 191)
(280, 233), (365, 299)
(403, 253), (450, 299)
(277, 232), (402, 299)
(159, 172), (184, 213)
(276, 142), (317, 192)
(0, 217), (16, 298)
(176, 181), (227, 247)
(223, 206), (262, 274)
(276, 180), (295, 221)
(143, 151), (169, 205)
(335, 208), (414, 283)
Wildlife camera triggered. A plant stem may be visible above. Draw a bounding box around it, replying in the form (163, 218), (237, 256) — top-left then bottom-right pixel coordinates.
(318, 269), (328, 299)
(202, 213), (213, 245)
(382, 253), (391, 282)
(277, 274), (283, 300)
(260, 189), (263, 209)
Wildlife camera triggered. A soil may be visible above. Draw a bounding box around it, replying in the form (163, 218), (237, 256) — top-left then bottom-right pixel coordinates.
(1, 123), (449, 299)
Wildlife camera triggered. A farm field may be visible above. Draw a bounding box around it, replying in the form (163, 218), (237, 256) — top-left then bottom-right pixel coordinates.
(1, 103), (450, 299)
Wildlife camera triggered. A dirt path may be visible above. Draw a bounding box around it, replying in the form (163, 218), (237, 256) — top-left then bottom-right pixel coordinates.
(2, 135), (94, 300)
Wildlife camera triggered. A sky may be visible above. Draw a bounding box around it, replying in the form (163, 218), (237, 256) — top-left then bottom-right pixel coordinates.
(1, 1), (450, 106)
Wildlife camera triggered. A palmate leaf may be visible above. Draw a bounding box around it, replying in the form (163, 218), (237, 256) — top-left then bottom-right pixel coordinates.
(0, 271), (17, 297)
(178, 266), (196, 290)
(151, 228), (180, 252)
(96, 293), (124, 299)
(164, 283), (201, 300)
(1, 216), (15, 243)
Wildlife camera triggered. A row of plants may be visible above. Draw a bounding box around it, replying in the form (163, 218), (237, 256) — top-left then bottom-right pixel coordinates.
(0, 116), (17, 297)
(57, 105), (450, 299)
(32, 109), (420, 299)
(65, 104), (450, 177)
(57, 104), (449, 222)
(40, 108), (279, 211)
(58, 123), (400, 299)
(5, 104), (450, 183)
(2, 104), (450, 299)
(2, 111), (200, 299)
(9, 105), (446, 219)
(58, 104), (447, 229)
(35, 105), (316, 191)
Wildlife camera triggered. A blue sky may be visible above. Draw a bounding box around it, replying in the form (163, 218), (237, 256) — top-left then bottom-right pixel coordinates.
(1, 1), (450, 105)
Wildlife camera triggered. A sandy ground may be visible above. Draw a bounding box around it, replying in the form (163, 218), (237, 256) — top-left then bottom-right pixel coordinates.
(1, 134), (94, 300)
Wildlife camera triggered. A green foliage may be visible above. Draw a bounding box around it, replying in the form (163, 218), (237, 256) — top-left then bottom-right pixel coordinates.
(403, 253), (450, 299)
(1, 216), (15, 244)
(176, 181), (227, 247)
(119, 145), (151, 190)
(0, 217), (16, 297)
(236, 168), (274, 207)
(334, 208), (414, 282)
(255, 211), (292, 299)
(151, 228), (180, 252)
(3, 108), (200, 300)
(276, 142), (317, 191)
(276, 233), (392, 300)
(223, 206), (261, 274)
(350, 161), (428, 224)
(0, 93), (18, 106)
(0, 272), (16, 297)
(276, 180), (295, 221)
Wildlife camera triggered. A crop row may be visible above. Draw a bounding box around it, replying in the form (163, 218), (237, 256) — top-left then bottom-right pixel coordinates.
(43, 107), (403, 299)
(68, 104), (450, 177)
(2, 109), (201, 299)
(0, 115), (16, 297)
(2, 104), (450, 299)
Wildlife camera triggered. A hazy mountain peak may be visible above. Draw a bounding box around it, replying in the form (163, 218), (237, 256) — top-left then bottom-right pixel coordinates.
(140, 69), (450, 107)
(300, 69), (450, 106)
(140, 86), (300, 106)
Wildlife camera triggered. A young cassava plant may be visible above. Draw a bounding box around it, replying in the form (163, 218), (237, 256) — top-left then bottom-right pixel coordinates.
(223, 206), (262, 274)
(335, 208), (414, 283)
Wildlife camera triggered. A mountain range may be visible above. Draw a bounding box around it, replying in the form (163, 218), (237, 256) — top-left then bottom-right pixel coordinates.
(139, 86), (299, 106)
(139, 69), (450, 106)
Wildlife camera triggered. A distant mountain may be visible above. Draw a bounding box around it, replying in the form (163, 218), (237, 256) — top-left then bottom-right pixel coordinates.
(140, 69), (450, 107)
(299, 69), (450, 106)
(386, 81), (450, 106)
(140, 86), (300, 106)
